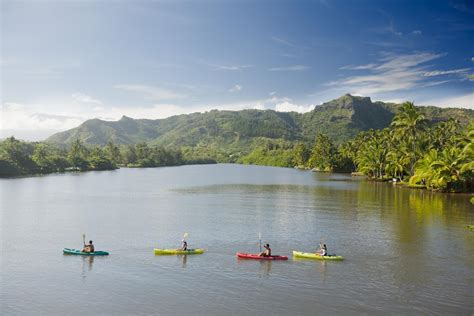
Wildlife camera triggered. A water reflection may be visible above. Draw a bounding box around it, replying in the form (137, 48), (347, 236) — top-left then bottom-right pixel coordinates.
(2, 165), (473, 314)
(179, 255), (187, 268)
(258, 261), (272, 278)
(292, 258), (328, 278)
(316, 261), (327, 279)
(81, 256), (94, 278)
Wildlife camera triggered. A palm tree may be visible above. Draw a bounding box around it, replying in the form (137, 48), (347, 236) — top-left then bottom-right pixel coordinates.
(459, 121), (474, 190)
(386, 146), (411, 180)
(338, 140), (358, 171)
(430, 118), (462, 149)
(356, 133), (388, 179)
(32, 143), (51, 171)
(409, 149), (439, 189)
(430, 147), (467, 191)
(390, 102), (427, 176)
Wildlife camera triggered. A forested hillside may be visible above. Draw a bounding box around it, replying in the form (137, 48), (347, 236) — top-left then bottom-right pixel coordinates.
(46, 94), (474, 149)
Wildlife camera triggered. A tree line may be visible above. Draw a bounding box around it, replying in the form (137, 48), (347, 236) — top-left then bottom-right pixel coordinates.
(240, 102), (473, 192)
(0, 139), (214, 177)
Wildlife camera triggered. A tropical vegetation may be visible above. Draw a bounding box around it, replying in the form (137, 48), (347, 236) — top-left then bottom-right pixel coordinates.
(237, 102), (473, 192)
(0, 138), (208, 177)
(1, 97), (473, 193)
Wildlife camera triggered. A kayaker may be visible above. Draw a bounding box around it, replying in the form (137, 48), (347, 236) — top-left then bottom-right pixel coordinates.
(181, 239), (188, 251)
(317, 244), (327, 256)
(316, 242), (323, 253)
(259, 244), (271, 257)
(82, 240), (94, 253)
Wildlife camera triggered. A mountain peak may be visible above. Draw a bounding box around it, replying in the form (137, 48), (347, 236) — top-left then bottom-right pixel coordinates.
(318, 94), (372, 110)
(340, 93), (371, 103)
(120, 115), (134, 121)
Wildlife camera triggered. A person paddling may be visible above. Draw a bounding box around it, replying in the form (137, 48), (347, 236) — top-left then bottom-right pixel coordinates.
(259, 243), (271, 257)
(316, 244), (327, 256)
(82, 240), (95, 253)
(181, 239), (188, 251)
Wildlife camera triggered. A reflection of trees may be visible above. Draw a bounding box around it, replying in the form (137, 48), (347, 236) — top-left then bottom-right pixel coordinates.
(356, 181), (473, 241)
(355, 180), (474, 293)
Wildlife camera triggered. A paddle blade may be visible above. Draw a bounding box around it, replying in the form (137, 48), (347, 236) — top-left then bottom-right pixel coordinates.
(183, 232), (189, 240)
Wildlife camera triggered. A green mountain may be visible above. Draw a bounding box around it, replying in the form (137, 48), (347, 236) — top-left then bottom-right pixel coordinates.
(46, 94), (474, 149)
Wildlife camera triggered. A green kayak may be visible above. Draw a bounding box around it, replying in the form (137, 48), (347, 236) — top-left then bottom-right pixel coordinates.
(293, 251), (344, 260)
(63, 248), (109, 256)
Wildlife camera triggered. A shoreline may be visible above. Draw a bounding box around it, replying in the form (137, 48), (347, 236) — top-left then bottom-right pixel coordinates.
(2, 162), (473, 197)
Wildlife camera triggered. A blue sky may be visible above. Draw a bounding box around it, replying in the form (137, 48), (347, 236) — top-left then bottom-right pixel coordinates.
(1, 0), (473, 140)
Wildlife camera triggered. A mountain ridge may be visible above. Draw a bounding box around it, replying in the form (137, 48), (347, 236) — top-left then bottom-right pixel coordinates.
(46, 94), (474, 147)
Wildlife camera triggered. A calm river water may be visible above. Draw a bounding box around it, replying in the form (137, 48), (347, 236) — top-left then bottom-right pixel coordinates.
(1, 164), (473, 315)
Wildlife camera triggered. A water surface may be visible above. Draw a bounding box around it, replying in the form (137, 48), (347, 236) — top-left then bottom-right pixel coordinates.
(1, 164), (473, 315)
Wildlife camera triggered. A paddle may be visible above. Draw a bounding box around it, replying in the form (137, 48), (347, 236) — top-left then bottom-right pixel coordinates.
(82, 234), (86, 247)
(258, 232), (262, 252)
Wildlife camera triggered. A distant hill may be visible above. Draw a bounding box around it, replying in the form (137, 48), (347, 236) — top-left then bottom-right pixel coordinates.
(46, 94), (474, 149)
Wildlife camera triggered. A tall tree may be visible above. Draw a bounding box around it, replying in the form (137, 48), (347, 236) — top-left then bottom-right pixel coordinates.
(308, 133), (336, 171)
(68, 139), (89, 170)
(390, 102), (427, 175)
(293, 143), (310, 167)
(32, 143), (52, 172)
(124, 145), (137, 165)
(104, 141), (121, 164)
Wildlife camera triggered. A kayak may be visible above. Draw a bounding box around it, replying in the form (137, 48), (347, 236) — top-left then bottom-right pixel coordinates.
(63, 248), (109, 256)
(236, 252), (288, 260)
(293, 251), (344, 261)
(154, 248), (205, 255)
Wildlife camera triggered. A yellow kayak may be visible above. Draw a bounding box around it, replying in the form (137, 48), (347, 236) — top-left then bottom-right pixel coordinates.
(293, 251), (344, 260)
(154, 248), (205, 255)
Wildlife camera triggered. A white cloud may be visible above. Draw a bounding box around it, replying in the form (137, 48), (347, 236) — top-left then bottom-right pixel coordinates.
(332, 52), (448, 95)
(208, 63), (253, 71)
(275, 101), (314, 113)
(423, 68), (470, 77)
(71, 93), (103, 105)
(271, 36), (297, 47)
(412, 30), (422, 35)
(268, 65), (310, 71)
(0, 103), (85, 132)
(114, 84), (186, 100)
(421, 80), (452, 87)
(340, 63), (377, 70)
(229, 84), (242, 92)
(422, 93), (474, 109)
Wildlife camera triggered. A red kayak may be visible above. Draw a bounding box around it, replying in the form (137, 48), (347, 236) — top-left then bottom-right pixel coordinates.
(236, 252), (288, 260)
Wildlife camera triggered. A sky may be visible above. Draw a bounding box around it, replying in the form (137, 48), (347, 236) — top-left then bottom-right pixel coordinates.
(1, 0), (473, 140)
